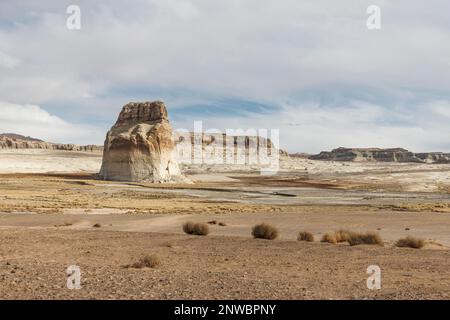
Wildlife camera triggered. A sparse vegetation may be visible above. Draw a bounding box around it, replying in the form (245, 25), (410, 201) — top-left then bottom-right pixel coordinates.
(334, 229), (352, 243)
(321, 233), (337, 244)
(129, 254), (161, 269)
(252, 223), (278, 240)
(93, 223), (101, 228)
(183, 222), (210, 236)
(297, 231), (314, 242)
(54, 222), (72, 227)
(208, 220), (227, 226)
(320, 230), (383, 246)
(395, 236), (425, 249)
(347, 232), (383, 246)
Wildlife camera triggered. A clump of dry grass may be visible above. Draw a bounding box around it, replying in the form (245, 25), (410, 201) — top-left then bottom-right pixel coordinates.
(208, 220), (227, 226)
(182, 222), (210, 236)
(347, 232), (384, 246)
(129, 254), (161, 269)
(92, 223), (101, 228)
(297, 231), (314, 242)
(252, 223), (278, 240)
(395, 236), (425, 249)
(54, 222), (72, 228)
(320, 230), (351, 244)
(334, 229), (352, 243)
(321, 233), (337, 244)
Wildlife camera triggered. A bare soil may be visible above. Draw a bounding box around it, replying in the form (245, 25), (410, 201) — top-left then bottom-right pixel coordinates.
(1, 151), (450, 299)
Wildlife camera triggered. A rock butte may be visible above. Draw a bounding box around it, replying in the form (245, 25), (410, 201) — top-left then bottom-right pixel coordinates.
(99, 101), (185, 183)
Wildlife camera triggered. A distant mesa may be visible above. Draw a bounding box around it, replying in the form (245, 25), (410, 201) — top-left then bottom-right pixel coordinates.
(0, 133), (102, 152)
(306, 147), (450, 164)
(174, 131), (287, 163)
(99, 101), (186, 183)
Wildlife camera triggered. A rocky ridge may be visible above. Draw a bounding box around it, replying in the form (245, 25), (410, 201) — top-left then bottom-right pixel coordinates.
(0, 133), (102, 152)
(309, 147), (450, 163)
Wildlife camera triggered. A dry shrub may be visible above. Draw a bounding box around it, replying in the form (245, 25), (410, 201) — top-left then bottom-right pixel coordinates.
(208, 220), (217, 225)
(54, 222), (72, 227)
(183, 222), (210, 236)
(92, 223), (101, 228)
(297, 231), (314, 242)
(347, 232), (383, 246)
(321, 233), (337, 244)
(252, 223), (278, 240)
(395, 236), (425, 249)
(334, 229), (352, 243)
(218, 222), (227, 227)
(130, 254), (161, 269)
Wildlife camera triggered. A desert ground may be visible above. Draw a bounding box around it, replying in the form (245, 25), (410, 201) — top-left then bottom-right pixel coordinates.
(0, 149), (450, 299)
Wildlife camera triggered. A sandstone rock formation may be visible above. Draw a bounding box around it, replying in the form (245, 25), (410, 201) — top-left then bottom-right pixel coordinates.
(99, 101), (184, 182)
(0, 133), (102, 152)
(173, 132), (287, 165)
(309, 147), (450, 163)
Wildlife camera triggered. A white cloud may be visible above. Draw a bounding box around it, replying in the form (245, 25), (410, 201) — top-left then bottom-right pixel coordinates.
(0, 51), (19, 69)
(0, 1), (449, 152)
(0, 101), (104, 144)
(429, 100), (450, 119)
(172, 101), (450, 153)
(1, 0), (450, 104)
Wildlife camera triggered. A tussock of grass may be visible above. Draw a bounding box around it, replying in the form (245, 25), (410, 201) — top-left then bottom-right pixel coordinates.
(252, 223), (278, 240)
(321, 233), (337, 244)
(347, 232), (383, 246)
(208, 220), (227, 226)
(297, 231), (314, 242)
(320, 230), (383, 246)
(92, 223), (101, 228)
(129, 254), (161, 269)
(334, 229), (352, 243)
(395, 236), (425, 249)
(54, 222), (72, 227)
(182, 222), (210, 236)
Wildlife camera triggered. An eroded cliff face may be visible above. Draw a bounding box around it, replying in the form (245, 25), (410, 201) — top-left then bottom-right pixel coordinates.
(99, 101), (185, 183)
(0, 133), (102, 152)
(173, 132), (286, 165)
(309, 147), (450, 163)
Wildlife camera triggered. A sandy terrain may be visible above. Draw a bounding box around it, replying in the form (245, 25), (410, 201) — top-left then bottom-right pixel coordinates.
(1, 150), (450, 299)
(1, 229), (449, 300)
(0, 149), (102, 173)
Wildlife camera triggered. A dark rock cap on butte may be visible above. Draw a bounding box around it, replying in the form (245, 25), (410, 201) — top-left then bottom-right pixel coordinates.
(114, 101), (168, 126)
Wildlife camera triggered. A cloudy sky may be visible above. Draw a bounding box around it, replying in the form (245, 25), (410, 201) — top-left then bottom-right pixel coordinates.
(1, 0), (450, 152)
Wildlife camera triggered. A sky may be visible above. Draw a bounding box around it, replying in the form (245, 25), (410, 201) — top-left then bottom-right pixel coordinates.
(1, 0), (450, 153)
